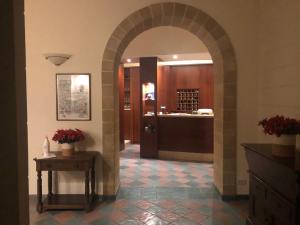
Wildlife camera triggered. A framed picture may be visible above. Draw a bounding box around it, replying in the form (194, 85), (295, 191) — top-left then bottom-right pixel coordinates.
(56, 73), (91, 121)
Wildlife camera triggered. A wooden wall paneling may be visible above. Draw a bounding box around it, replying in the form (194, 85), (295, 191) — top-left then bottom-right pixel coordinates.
(118, 65), (125, 150)
(124, 109), (131, 140)
(157, 65), (167, 112)
(123, 68), (131, 141)
(168, 65), (214, 111)
(140, 57), (158, 158)
(129, 67), (140, 143)
(158, 117), (213, 153)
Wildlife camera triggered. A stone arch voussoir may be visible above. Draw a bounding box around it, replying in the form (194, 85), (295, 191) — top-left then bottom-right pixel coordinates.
(101, 2), (237, 198)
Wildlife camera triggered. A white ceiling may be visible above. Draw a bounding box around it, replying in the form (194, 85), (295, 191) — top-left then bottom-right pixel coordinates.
(122, 26), (211, 62)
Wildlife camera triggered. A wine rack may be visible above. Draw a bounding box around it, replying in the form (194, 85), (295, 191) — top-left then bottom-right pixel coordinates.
(124, 72), (130, 109)
(176, 89), (199, 111)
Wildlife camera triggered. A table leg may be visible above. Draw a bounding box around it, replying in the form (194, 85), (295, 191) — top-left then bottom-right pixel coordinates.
(85, 170), (90, 211)
(91, 166), (95, 199)
(37, 170), (43, 213)
(48, 171), (53, 198)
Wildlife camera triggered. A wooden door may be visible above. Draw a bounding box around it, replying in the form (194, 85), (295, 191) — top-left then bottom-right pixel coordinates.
(129, 67), (140, 144)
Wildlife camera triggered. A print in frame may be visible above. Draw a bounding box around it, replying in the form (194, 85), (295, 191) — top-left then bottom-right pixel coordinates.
(56, 73), (91, 121)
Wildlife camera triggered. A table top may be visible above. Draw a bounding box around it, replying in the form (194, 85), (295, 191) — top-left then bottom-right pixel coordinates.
(242, 143), (300, 173)
(34, 151), (99, 162)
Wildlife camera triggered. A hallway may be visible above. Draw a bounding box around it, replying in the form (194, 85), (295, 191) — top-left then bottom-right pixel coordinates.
(30, 145), (247, 225)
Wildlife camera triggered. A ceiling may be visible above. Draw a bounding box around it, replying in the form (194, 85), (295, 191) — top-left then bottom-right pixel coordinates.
(122, 26), (211, 62)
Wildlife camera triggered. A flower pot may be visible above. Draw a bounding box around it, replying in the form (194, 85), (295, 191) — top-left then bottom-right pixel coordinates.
(61, 143), (75, 157)
(272, 135), (296, 157)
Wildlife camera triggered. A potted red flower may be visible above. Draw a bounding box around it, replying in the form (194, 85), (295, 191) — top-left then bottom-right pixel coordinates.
(258, 115), (300, 157)
(52, 129), (85, 156)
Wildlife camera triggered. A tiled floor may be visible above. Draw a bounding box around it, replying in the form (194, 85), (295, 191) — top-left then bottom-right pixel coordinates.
(30, 144), (248, 225)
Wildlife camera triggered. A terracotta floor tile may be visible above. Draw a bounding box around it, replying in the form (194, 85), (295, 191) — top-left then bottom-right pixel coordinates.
(30, 144), (247, 225)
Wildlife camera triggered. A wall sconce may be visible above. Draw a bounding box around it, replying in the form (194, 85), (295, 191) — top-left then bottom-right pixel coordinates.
(44, 53), (71, 66)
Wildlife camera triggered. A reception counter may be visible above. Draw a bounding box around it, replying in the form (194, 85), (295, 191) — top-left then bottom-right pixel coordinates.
(157, 114), (213, 162)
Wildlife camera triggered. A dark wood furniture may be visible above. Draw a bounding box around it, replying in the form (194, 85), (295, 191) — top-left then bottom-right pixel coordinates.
(242, 144), (300, 225)
(139, 57), (159, 158)
(158, 116), (213, 153)
(34, 151), (98, 213)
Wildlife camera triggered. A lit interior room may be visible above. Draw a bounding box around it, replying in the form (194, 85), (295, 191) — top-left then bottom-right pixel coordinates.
(119, 27), (214, 163)
(2, 1), (300, 225)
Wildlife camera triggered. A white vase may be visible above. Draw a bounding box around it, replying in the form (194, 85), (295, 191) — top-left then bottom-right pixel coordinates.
(272, 135), (296, 157)
(61, 143), (75, 156)
(273, 135), (296, 146)
(42, 136), (50, 157)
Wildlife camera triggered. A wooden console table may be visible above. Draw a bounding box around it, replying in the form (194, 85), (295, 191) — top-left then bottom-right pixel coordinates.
(242, 144), (300, 225)
(34, 151), (98, 213)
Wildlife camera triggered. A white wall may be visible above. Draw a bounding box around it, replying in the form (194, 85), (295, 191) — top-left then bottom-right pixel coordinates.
(25, 0), (258, 195)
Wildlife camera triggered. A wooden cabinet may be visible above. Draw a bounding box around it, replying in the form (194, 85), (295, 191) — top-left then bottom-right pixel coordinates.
(158, 116), (213, 153)
(243, 144), (300, 225)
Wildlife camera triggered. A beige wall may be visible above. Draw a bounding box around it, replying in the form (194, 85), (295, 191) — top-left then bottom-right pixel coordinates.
(257, 0), (300, 143)
(25, 0), (258, 195)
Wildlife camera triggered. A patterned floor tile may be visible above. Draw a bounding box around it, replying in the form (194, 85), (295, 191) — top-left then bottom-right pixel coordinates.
(145, 216), (169, 225)
(30, 144), (247, 225)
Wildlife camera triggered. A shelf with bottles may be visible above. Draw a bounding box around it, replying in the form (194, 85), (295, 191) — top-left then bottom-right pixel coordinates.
(176, 89), (199, 112)
(124, 91), (131, 110)
(142, 82), (155, 116)
(124, 70), (131, 110)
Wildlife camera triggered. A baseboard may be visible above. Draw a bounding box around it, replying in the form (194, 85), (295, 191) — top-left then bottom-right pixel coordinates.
(29, 184), (120, 203)
(158, 150), (213, 162)
(29, 194), (101, 201)
(29, 194), (37, 201)
(213, 186), (249, 201)
(100, 183), (120, 201)
(100, 195), (117, 201)
(221, 194), (249, 201)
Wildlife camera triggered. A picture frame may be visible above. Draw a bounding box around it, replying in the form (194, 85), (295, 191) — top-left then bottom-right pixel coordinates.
(56, 73), (91, 121)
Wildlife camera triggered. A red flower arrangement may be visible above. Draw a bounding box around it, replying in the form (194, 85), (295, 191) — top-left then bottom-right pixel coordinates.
(52, 129), (85, 144)
(258, 115), (300, 137)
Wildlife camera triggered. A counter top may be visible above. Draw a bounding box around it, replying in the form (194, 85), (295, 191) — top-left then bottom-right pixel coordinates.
(158, 113), (214, 118)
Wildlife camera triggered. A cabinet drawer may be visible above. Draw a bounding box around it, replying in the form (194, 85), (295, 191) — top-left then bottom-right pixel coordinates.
(39, 161), (90, 171)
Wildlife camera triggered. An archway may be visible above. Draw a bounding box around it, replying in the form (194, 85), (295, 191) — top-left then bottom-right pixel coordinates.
(101, 2), (237, 198)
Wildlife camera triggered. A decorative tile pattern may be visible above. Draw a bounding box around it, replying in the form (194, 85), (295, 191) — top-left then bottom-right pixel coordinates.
(30, 144), (247, 225)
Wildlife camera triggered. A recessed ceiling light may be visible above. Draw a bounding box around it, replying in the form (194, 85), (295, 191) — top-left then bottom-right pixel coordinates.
(127, 58), (132, 63)
(172, 55), (178, 59)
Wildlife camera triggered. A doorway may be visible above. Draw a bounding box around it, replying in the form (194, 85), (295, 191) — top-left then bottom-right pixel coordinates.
(101, 2), (237, 198)
(119, 26), (215, 162)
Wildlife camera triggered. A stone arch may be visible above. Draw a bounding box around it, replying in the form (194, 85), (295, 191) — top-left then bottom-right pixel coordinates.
(101, 2), (237, 198)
